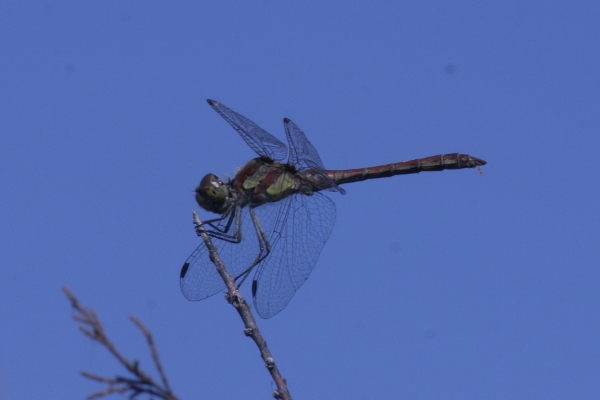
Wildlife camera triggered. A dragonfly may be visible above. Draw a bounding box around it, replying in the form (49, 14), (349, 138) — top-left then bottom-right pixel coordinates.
(180, 99), (486, 318)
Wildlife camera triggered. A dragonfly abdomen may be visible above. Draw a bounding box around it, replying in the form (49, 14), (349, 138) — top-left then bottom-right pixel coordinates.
(326, 153), (486, 185)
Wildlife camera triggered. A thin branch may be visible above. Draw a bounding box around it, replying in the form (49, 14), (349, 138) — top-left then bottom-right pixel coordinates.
(130, 316), (173, 394)
(63, 286), (178, 400)
(192, 211), (292, 400)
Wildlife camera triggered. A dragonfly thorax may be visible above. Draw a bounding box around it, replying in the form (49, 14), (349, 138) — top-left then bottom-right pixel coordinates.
(195, 173), (232, 214)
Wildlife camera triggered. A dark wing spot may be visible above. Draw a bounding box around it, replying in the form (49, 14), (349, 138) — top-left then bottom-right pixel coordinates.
(180, 262), (190, 278)
(252, 279), (258, 297)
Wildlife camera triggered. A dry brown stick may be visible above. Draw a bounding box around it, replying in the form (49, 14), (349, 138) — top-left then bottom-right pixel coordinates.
(63, 286), (178, 400)
(130, 315), (173, 395)
(192, 210), (292, 400)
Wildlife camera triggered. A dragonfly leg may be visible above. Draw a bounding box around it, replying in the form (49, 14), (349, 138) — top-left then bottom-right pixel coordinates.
(234, 206), (272, 288)
(200, 205), (245, 244)
(200, 206), (235, 233)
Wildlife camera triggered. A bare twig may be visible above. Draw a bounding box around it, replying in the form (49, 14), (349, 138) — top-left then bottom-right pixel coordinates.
(192, 211), (292, 400)
(63, 286), (178, 400)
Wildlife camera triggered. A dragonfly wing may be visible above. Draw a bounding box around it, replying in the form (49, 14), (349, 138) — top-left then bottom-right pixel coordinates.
(252, 192), (336, 319)
(284, 118), (345, 193)
(283, 117), (325, 169)
(207, 99), (288, 162)
(180, 205), (277, 301)
(180, 242), (224, 301)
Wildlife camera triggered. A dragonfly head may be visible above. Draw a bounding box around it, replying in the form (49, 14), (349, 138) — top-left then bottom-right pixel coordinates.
(195, 173), (232, 214)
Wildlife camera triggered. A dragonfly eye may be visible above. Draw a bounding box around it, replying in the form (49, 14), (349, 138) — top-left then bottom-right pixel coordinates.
(195, 173), (231, 214)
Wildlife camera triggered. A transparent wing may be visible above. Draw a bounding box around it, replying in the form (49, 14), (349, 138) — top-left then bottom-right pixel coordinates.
(283, 117), (325, 170)
(252, 192), (336, 319)
(207, 99), (288, 162)
(284, 117), (345, 194)
(180, 202), (282, 301)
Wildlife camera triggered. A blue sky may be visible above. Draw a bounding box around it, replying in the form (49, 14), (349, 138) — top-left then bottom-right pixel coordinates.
(1, 1), (599, 399)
